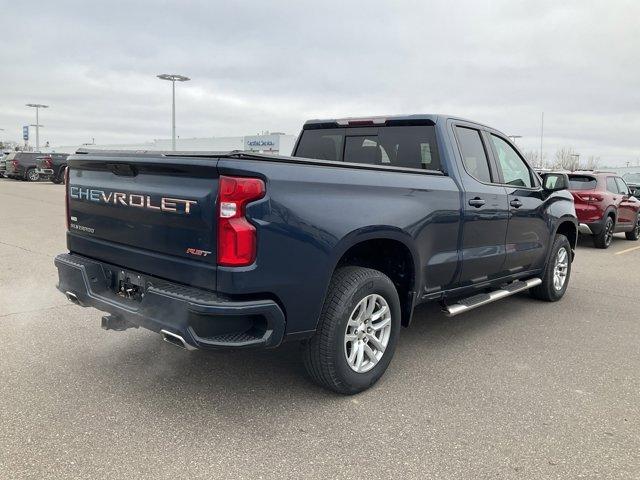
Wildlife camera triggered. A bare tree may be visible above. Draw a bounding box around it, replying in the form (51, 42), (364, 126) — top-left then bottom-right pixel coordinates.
(585, 155), (600, 170)
(553, 147), (580, 171)
(524, 150), (539, 166)
(523, 150), (549, 169)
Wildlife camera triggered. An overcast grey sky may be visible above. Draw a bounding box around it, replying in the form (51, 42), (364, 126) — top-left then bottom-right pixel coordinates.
(1, 0), (639, 164)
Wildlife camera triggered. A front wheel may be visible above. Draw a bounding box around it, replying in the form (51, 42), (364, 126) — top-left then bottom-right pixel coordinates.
(530, 234), (572, 302)
(52, 166), (67, 185)
(625, 214), (640, 241)
(302, 266), (401, 394)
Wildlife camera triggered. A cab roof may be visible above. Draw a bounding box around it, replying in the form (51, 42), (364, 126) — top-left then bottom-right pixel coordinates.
(302, 114), (491, 130)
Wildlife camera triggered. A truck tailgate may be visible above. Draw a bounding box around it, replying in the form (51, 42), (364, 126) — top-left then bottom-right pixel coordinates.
(66, 153), (219, 289)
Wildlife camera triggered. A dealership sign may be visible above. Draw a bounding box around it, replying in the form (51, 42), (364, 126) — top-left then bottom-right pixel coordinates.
(243, 135), (280, 152)
(23, 126), (29, 141)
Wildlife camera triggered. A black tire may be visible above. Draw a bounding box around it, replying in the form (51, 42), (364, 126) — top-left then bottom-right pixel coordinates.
(302, 266), (401, 395)
(52, 166), (67, 185)
(593, 216), (614, 249)
(625, 214), (640, 241)
(25, 168), (39, 182)
(530, 234), (572, 302)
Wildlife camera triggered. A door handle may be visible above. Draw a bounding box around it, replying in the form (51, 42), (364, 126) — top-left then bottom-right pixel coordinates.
(510, 199), (523, 208)
(468, 197), (486, 208)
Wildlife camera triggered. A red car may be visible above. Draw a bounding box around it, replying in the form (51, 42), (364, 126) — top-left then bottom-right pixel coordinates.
(568, 172), (640, 248)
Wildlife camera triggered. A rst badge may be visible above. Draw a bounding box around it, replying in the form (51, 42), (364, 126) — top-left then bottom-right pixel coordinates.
(186, 248), (212, 257)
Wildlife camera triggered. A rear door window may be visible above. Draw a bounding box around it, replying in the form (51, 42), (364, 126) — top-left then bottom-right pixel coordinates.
(455, 127), (492, 183)
(568, 175), (597, 190)
(606, 177), (619, 193)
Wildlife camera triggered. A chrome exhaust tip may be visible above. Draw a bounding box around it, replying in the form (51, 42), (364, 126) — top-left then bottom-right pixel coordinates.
(65, 291), (80, 305)
(160, 329), (197, 351)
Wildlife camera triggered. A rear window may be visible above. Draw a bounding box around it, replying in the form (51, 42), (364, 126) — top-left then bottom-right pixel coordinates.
(568, 175), (597, 190)
(295, 126), (441, 171)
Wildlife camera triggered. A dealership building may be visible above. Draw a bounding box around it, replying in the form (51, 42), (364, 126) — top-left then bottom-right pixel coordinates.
(55, 132), (297, 156)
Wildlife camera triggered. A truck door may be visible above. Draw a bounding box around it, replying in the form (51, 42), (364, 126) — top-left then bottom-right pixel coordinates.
(486, 133), (548, 272)
(452, 125), (509, 285)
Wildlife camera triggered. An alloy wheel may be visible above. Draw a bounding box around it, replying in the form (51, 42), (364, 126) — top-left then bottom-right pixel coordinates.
(604, 219), (614, 246)
(344, 294), (392, 373)
(553, 246), (569, 291)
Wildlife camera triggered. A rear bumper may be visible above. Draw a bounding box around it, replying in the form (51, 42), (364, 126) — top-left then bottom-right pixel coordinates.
(578, 217), (605, 235)
(578, 223), (594, 235)
(55, 253), (286, 349)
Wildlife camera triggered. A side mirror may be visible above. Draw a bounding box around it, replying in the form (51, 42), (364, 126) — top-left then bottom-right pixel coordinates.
(541, 173), (569, 192)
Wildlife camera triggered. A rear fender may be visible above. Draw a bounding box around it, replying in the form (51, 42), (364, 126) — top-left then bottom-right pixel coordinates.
(317, 227), (421, 327)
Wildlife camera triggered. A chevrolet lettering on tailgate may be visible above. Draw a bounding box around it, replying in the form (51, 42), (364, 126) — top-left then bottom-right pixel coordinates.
(69, 187), (198, 214)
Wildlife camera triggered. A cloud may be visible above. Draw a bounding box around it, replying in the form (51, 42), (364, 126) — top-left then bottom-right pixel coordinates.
(1, 0), (638, 165)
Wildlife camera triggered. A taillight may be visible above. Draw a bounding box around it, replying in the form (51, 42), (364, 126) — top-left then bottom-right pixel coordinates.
(217, 176), (265, 266)
(44, 157), (53, 169)
(65, 167), (70, 230)
(11, 160), (18, 168)
(574, 192), (603, 203)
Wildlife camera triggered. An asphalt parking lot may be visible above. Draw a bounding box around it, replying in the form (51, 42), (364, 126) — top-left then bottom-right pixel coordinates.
(1, 178), (639, 479)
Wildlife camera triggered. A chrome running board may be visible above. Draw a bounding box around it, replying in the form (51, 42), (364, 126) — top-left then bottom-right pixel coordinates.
(443, 278), (542, 317)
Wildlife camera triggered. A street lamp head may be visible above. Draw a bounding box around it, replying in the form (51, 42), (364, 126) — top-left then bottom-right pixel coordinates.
(157, 74), (190, 82)
(26, 103), (49, 109)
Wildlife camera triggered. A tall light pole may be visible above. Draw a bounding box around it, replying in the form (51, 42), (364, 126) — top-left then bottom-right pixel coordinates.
(157, 74), (190, 151)
(26, 103), (49, 152)
(569, 153), (580, 171)
(30, 124), (44, 151)
(539, 112), (544, 168)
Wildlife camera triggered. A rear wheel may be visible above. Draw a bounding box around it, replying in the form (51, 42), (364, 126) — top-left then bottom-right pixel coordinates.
(302, 266), (401, 394)
(625, 214), (640, 241)
(530, 234), (572, 302)
(26, 168), (39, 182)
(593, 216), (614, 249)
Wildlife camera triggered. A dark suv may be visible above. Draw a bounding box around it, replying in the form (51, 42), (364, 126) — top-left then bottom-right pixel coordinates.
(569, 172), (640, 248)
(623, 172), (640, 197)
(4, 152), (44, 181)
(36, 153), (70, 184)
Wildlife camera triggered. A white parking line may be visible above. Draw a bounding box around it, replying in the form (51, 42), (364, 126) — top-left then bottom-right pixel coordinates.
(615, 245), (640, 255)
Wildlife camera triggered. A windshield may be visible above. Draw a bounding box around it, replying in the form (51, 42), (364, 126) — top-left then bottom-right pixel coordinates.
(623, 173), (640, 183)
(295, 126), (441, 171)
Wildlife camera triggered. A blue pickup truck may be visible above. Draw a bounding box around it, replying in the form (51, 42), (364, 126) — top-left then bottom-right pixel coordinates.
(55, 114), (577, 393)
